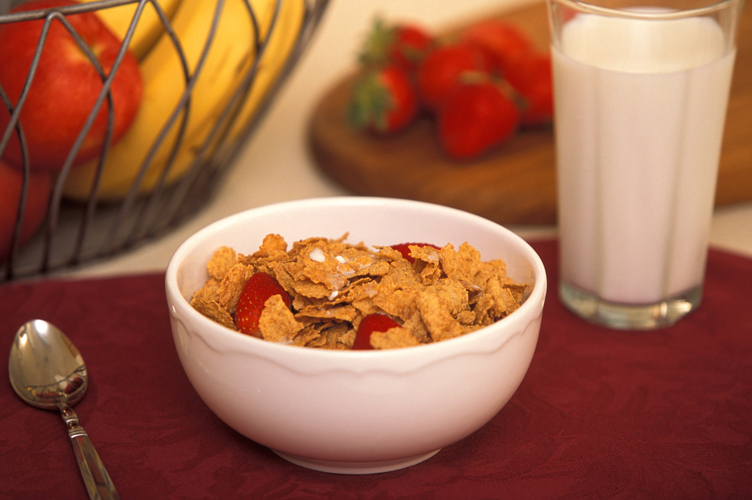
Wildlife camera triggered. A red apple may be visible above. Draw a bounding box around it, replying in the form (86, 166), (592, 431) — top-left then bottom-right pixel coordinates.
(0, 160), (52, 262)
(0, 0), (143, 172)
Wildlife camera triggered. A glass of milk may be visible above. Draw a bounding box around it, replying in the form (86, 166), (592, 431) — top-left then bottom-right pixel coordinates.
(547, 0), (743, 329)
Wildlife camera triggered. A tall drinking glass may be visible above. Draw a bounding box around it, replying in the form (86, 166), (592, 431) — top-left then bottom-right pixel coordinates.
(547, 0), (743, 329)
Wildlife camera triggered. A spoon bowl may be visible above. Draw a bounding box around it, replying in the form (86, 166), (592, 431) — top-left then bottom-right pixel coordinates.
(8, 319), (119, 500)
(9, 319), (88, 409)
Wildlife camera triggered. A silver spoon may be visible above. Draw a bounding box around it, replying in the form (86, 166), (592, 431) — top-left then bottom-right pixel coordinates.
(8, 319), (119, 500)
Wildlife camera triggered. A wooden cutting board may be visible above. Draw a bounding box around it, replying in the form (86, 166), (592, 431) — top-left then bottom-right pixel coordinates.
(308, 2), (752, 225)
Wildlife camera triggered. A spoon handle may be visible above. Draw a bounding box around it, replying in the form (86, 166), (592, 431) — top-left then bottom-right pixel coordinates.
(60, 404), (120, 500)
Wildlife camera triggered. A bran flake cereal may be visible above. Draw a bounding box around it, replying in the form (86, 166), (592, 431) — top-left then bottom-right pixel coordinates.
(190, 234), (529, 350)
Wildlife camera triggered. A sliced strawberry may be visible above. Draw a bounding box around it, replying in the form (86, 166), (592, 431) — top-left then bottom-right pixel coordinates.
(438, 78), (520, 160)
(416, 42), (490, 111)
(390, 242), (441, 263)
(235, 272), (292, 337)
(358, 18), (433, 74)
(348, 65), (418, 134)
(353, 313), (401, 350)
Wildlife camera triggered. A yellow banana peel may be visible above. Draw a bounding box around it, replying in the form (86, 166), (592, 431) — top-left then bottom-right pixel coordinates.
(221, 0), (305, 145)
(83, 0), (183, 60)
(63, 0), (285, 201)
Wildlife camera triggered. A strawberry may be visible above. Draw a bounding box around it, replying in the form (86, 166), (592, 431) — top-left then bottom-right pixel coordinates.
(461, 20), (535, 78)
(353, 313), (401, 350)
(358, 18), (433, 74)
(348, 65), (418, 134)
(235, 272), (292, 337)
(461, 20), (552, 126)
(416, 42), (490, 110)
(438, 78), (520, 160)
(503, 51), (553, 126)
(390, 242), (441, 263)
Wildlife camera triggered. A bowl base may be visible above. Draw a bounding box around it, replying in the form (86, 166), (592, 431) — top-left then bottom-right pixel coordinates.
(272, 449), (441, 474)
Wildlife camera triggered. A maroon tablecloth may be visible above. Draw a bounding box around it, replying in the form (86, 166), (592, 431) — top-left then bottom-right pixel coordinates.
(1, 240), (750, 499)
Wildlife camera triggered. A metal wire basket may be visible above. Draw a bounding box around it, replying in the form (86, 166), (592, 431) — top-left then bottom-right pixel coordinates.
(0, 0), (328, 281)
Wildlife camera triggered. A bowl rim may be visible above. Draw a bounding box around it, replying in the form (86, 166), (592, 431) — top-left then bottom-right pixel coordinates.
(165, 197), (547, 369)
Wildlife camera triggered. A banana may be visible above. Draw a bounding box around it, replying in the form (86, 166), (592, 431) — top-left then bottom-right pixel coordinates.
(82, 0), (183, 60)
(63, 0), (279, 201)
(216, 0), (305, 146)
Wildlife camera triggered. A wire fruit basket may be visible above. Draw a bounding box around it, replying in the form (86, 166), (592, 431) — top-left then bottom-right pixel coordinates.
(0, 0), (328, 281)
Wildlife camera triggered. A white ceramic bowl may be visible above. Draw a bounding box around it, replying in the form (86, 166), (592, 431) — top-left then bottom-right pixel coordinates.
(165, 197), (547, 474)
